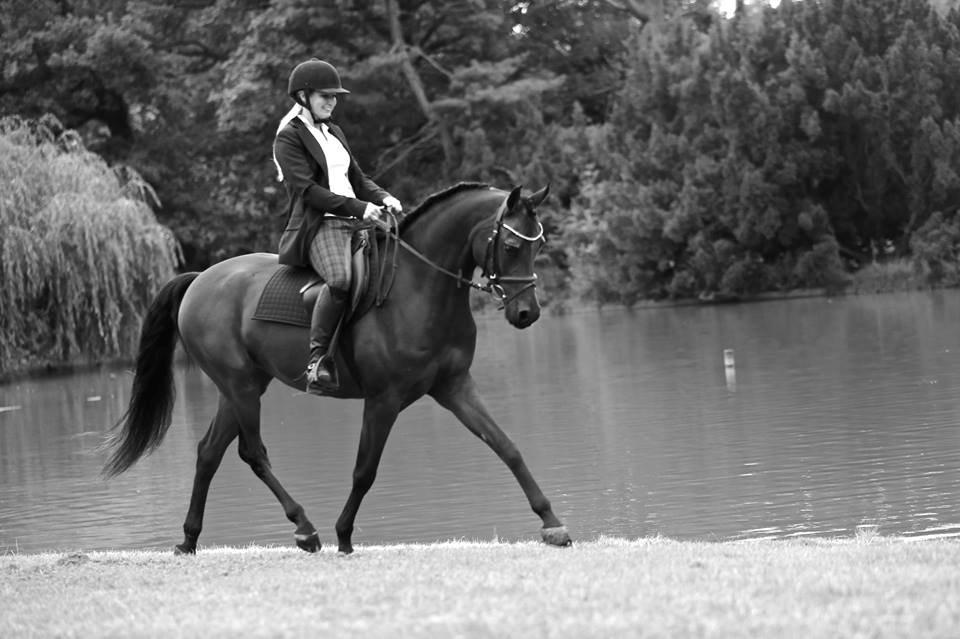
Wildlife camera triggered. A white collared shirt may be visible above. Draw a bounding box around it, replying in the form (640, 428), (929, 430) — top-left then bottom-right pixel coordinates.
(296, 111), (356, 199)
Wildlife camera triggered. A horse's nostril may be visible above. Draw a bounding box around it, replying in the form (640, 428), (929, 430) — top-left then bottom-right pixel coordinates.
(518, 309), (529, 324)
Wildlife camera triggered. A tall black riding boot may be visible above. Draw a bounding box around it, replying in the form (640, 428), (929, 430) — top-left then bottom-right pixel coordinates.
(306, 284), (349, 393)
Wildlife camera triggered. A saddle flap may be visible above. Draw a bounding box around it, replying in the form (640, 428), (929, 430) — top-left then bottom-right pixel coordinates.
(252, 228), (383, 329)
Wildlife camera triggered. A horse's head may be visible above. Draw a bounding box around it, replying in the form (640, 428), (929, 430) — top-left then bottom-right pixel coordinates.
(483, 185), (549, 329)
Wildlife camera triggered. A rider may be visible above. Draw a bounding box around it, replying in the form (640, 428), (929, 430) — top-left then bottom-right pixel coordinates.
(273, 58), (402, 393)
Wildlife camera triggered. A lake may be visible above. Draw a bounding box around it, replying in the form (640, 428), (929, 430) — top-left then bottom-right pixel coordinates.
(2, 291), (960, 553)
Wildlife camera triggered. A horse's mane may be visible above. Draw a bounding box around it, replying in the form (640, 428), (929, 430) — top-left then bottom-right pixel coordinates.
(398, 182), (493, 232)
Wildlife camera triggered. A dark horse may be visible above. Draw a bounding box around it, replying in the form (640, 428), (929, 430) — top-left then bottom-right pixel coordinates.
(102, 183), (571, 554)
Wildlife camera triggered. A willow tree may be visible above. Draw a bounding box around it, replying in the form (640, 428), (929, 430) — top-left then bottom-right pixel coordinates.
(0, 115), (181, 376)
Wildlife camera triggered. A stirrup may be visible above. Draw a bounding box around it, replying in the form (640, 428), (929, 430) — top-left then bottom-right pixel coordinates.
(305, 355), (337, 392)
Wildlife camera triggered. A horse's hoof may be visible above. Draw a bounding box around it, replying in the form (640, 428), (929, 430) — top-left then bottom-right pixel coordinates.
(174, 543), (196, 555)
(541, 525), (572, 547)
(338, 542), (354, 555)
(295, 531), (321, 553)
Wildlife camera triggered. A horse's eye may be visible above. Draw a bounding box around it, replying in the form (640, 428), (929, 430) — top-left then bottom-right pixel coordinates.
(503, 238), (521, 252)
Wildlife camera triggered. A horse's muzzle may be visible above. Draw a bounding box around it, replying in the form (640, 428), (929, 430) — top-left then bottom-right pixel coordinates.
(505, 295), (541, 329)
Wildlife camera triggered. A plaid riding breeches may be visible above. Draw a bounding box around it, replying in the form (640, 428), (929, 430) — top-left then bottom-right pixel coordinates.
(308, 218), (356, 292)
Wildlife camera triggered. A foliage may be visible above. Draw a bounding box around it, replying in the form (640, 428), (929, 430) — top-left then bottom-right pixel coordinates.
(849, 258), (926, 294)
(911, 210), (960, 286)
(563, 0), (960, 303)
(4, 0), (960, 320)
(0, 115), (180, 375)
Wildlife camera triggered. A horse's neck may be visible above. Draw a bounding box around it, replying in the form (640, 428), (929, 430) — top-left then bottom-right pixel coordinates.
(402, 191), (499, 277)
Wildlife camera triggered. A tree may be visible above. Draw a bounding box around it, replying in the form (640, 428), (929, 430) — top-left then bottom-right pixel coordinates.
(1, 0), (283, 267)
(8, 0), (960, 314)
(565, 1), (848, 303)
(0, 115), (180, 375)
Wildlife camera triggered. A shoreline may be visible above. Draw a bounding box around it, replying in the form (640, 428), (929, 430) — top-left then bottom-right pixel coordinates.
(3, 537), (959, 637)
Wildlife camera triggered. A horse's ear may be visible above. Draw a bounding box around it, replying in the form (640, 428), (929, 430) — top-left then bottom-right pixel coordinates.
(506, 185), (523, 211)
(527, 184), (550, 208)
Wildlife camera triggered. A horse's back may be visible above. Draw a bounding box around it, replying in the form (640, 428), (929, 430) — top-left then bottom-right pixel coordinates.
(181, 252), (279, 317)
(199, 252), (280, 281)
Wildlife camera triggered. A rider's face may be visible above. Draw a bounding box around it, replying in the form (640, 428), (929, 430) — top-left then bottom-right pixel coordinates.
(308, 92), (337, 120)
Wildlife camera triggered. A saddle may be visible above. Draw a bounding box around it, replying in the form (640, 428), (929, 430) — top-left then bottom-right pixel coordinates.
(252, 227), (392, 331)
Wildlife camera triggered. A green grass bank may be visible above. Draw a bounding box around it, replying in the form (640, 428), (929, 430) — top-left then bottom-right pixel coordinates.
(2, 537), (958, 638)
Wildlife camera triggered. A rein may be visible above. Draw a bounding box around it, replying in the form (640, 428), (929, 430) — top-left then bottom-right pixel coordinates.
(370, 195), (544, 308)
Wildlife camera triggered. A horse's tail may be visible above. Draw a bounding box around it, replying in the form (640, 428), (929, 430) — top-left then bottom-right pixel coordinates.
(102, 272), (200, 477)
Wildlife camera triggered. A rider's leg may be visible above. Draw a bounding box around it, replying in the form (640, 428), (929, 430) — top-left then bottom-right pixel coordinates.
(306, 221), (352, 392)
(306, 284), (349, 389)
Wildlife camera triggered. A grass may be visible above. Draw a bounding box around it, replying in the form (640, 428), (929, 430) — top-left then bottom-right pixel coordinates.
(2, 537), (959, 638)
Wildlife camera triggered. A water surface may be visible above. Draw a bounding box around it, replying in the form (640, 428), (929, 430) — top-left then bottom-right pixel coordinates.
(2, 291), (960, 552)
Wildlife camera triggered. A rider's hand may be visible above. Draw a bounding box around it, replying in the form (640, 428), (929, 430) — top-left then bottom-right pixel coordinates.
(362, 202), (383, 222)
(382, 195), (403, 215)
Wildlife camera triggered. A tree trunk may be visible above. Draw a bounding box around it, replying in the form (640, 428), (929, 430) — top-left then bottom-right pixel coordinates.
(385, 0), (455, 177)
(600, 0), (662, 27)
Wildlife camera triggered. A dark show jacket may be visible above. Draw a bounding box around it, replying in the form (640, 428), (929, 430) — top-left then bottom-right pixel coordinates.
(274, 117), (389, 267)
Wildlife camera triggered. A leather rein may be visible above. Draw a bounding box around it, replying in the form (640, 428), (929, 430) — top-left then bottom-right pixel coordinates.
(370, 195), (545, 308)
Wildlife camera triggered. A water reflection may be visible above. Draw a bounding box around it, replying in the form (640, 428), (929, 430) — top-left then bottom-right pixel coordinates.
(2, 291), (960, 552)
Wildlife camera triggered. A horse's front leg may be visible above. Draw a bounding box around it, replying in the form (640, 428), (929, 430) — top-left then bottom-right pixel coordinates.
(431, 374), (571, 547)
(335, 396), (401, 554)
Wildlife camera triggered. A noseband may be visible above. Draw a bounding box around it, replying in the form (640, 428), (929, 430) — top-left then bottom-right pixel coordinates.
(374, 194), (544, 308)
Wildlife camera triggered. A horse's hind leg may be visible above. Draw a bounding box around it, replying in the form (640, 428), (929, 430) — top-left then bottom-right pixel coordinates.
(177, 391), (320, 554)
(177, 395), (239, 554)
(432, 374), (572, 547)
(234, 393), (320, 553)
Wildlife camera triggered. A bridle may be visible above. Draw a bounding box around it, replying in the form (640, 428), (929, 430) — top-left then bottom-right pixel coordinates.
(479, 196), (545, 307)
(374, 194), (544, 308)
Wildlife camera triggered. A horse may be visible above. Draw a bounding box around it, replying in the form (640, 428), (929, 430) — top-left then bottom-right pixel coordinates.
(102, 182), (572, 554)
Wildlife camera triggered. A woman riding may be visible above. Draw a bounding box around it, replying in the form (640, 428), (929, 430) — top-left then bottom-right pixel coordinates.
(273, 58), (402, 394)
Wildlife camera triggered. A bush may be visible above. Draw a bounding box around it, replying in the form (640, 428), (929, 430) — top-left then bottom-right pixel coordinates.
(850, 259), (925, 294)
(910, 210), (960, 287)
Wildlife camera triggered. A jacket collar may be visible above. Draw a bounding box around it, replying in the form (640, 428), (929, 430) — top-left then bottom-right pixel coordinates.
(290, 117), (349, 174)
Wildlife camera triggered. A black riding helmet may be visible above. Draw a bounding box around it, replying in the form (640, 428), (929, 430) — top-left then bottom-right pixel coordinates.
(288, 59), (350, 106)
